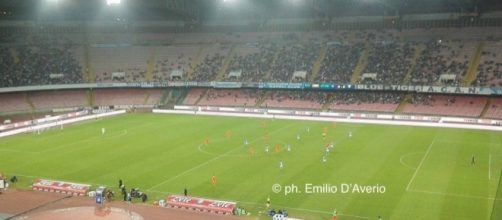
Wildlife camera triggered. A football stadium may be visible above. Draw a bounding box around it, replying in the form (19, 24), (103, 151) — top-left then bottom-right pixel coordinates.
(0, 0), (501, 220)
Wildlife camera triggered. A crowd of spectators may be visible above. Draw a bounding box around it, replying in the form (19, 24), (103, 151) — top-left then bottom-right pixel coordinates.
(268, 43), (321, 82)
(0, 46), (17, 87)
(316, 44), (364, 83)
(408, 93), (434, 106)
(408, 93), (459, 106)
(191, 52), (226, 81)
(0, 31), (16, 43)
(360, 42), (415, 84)
(0, 43), (82, 87)
(226, 44), (277, 82)
(0, 29), (500, 89)
(153, 51), (193, 81)
(410, 40), (470, 86)
(473, 46), (502, 87)
(476, 62), (502, 87)
(95, 68), (146, 82)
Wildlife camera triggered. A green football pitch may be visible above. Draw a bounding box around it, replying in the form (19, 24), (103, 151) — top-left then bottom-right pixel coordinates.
(0, 113), (501, 220)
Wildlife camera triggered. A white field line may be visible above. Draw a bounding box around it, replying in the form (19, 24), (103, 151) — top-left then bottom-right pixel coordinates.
(39, 129), (128, 153)
(399, 152), (423, 170)
(40, 121), (152, 154)
(147, 122), (297, 191)
(406, 140), (435, 191)
(408, 189), (501, 201)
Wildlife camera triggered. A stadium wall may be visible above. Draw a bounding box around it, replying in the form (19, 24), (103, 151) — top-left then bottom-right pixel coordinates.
(1, 82), (501, 96)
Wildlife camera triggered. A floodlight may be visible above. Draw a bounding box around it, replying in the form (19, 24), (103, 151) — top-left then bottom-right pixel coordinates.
(106, 0), (121, 6)
(286, 0), (305, 6)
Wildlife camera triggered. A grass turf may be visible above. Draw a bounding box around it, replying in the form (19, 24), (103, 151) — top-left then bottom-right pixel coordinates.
(0, 113), (501, 220)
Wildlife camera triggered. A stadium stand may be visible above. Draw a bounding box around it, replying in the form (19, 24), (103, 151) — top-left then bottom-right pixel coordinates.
(0, 114), (35, 123)
(484, 98), (502, 119)
(198, 89), (261, 107)
(3, 1), (502, 217)
(29, 90), (87, 110)
(93, 89), (163, 106)
(269, 43), (321, 82)
(153, 45), (199, 81)
(360, 42), (415, 84)
(0, 93), (32, 113)
(182, 88), (206, 105)
(410, 40), (475, 86)
(474, 41), (502, 87)
(0, 43), (83, 87)
(262, 91), (327, 109)
(91, 46), (150, 82)
(1, 27), (502, 119)
(330, 92), (402, 113)
(191, 45), (231, 81)
(145, 90), (164, 106)
(316, 43), (364, 83)
(1, 29), (501, 87)
(403, 94), (488, 117)
(88, 33), (134, 45)
(224, 44), (276, 82)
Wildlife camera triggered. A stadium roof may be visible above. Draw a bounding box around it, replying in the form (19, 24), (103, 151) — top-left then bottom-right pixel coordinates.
(0, 0), (500, 22)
